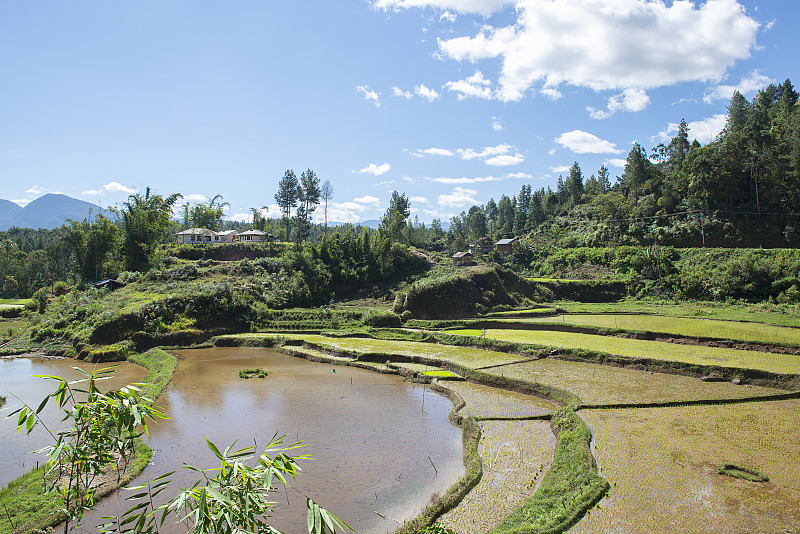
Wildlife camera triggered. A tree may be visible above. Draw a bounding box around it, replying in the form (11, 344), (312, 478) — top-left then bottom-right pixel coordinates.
(64, 214), (120, 281)
(275, 170), (299, 241)
(379, 191), (411, 242)
(250, 206), (269, 232)
(597, 164), (612, 192)
(120, 188), (182, 272)
(189, 195), (230, 231)
(566, 162), (584, 204)
(321, 180), (334, 234)
(9, 366), (166, 534)
(485, 198), (498, 238)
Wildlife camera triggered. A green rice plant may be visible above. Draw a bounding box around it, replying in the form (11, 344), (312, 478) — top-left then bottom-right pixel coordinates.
(470, 329), (800, 375)
(513, 313), (800, 347)
(718, 464), (769, 482)
(238, 368), (268, 379)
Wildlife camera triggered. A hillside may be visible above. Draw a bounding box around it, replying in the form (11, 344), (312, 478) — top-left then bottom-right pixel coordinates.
(0, 194), (109, 230)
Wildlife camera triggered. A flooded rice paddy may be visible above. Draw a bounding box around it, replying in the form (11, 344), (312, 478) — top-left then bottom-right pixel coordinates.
(0, 357), (147, 489)
(444, 380), (558, 419)
(485, 359), (783, 405)
(571, 400), (800, 533)
(439, 420), (555, 534)
(71, 347), (464, 534)
(514, 314), (800, 346)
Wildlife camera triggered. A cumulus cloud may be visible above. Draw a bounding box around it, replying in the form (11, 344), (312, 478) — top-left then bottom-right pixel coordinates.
(416, 147), (456, 157)
(550, 165), (571, 173)
(231, 212), (253, 222)
(103, 181), (136, 194)
(83, 189), (104, 196)
(444, 71), (494, 100)
(428, 176), (503, 184)
(703, 70), (775, 103)
(652, 113), (728, 145)
(359, 163), (392, 176)
(26, 186), (44, 195)
(410, 196), (430, 203)
(440, 10), (457, 22)
(555, 130), (622, 154)
(415, 83), (440, 102)
(485, 153), (524, 166)
(605, 158), (627, 168)
(392, 86), (413, 99)
(372, 0), (511, 17)
(415, 143), (524, 166)
(436, 0), (759, 102)
(183, 194), (209, 203)
(11, 198), (33, 207)
(505, 171), (532, 179)
(356, 85), (381, 107)
(588, 88), (651, 119)
(354, 195), (382, 206)
(438, 186), (478, 207)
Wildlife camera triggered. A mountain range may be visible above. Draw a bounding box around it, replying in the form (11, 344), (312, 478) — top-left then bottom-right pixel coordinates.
(0, 194), (108, 231)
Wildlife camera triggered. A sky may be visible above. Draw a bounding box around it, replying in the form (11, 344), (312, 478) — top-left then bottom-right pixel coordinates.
(1, 0), (798, 225)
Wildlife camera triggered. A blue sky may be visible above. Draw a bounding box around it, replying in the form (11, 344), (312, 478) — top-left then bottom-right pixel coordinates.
(1, 1), (797, 224)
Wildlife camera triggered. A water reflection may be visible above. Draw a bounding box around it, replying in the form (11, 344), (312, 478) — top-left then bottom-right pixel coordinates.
(77, 347), (464, 533)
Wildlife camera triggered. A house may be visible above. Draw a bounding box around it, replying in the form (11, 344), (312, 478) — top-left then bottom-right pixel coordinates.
(213, 230), (238, 243)
(469, 237), (495, 254)
(452, 251), (474, 266)
(176, 228), (215, 244)
(495, 238), (516, 254)
(237, 229), (268, 242)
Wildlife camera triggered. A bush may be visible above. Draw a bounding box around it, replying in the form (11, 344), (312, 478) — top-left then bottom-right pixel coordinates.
(363, 311), (402, 327)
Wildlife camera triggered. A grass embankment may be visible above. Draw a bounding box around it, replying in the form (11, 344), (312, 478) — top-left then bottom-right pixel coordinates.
(489, 408), (609, 534)
(450, 328), (800, 376)
(510, 313), (800, 347)
(0, 348), (177, 534)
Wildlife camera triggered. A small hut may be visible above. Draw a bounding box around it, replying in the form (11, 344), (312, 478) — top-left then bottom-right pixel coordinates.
(452, 251), (474, 266)
(495, 238), (516, 254)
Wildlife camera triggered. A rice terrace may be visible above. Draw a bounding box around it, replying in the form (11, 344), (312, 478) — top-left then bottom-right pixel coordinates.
(2, 8), (800, 531)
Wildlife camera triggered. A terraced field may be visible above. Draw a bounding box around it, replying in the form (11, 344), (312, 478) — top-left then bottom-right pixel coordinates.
(438, 420), (555, 534)
(572, 400), (800, 533)
(449, 329), (800, 375)
(295, 334), (526, 368)
(483, 358), (784, 405)
(445, 381), (558, 419)
(506, 314), (800, 346)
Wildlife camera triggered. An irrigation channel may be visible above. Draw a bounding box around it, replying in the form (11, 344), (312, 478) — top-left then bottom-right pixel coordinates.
(1, 348), (464, 533)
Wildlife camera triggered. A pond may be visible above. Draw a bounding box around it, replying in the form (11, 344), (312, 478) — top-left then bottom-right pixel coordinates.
(68, 347), (464, 533)
(0, 356), (148, 489)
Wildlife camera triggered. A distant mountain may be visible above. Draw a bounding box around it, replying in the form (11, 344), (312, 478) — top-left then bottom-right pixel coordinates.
(0, 194), (108, 231)
(0, 199), (23, 228)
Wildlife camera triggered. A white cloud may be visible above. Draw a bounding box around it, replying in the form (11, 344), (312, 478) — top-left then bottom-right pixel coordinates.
(555, 130), (622, 154)
(392, 86), (413, 99)
(540, 88), (563, 101)
(652, 113), (728, 145)
(439, 10), (457, 22)
(231, 212), (253, 222)
(103, 181), (136, 194)
(183, 194), (209, 203)
(605, 158), (627, 168)
(354, 195), (382, 206)
(438, 186), (478, 207)
(457, 143), (511, 160)
(428, 176), (502, 184)
(703, 70), (775, 103)
(82, 189), (104, 196)
(444, 71), (494, 100)
(548, 148), (557, 156)
(415, 147), (455, 157)
(763, 19), (776, 32)
(588, 88), (651, 119)
(11, 198), (32, 207)
(485, 153), (524, 166)
(372, 0), (511, 17)
(359, 163), (392, 176)
(491, 116), (503, 131)
(356, 85), (381, 107)
(550, 165), (571, 173)
(437, 0), (760, 103)
(26, 186), (44, 195)
(410, 196), (430, 203)
(505, 172), (532, 179)
(415, 83), (440, 102)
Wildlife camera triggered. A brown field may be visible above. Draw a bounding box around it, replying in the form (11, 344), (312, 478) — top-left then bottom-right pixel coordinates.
(444, 380), (558, 419)
(570, 400), (800, 533)
(485, 358), (783, 405)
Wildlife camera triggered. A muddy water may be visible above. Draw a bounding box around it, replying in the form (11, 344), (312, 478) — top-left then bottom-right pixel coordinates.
(0, 356), (148, 489)
(76, 347), (464, 534)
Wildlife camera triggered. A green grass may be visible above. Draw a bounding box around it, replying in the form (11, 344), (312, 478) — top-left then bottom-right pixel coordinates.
(420, 369), (460, 378)
(0, 298), (34, 307)
(449, 328), (800, 375)
(718, 463), (769, 482)
(126, 347), (178, 399)
(509, 314), (800, 346)
(238, 368), (268, 378)
(485, 308), (558, 317)
(553, 300), (800, 328)
(296, 334), (525, 369)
